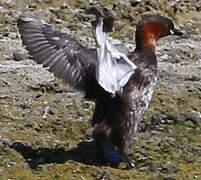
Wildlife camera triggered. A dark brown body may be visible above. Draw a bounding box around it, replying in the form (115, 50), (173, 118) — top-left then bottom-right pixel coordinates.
(92, 46), (157, 155)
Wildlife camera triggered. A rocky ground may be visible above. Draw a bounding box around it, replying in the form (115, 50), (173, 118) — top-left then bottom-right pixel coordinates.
(0, 0), (201, 179)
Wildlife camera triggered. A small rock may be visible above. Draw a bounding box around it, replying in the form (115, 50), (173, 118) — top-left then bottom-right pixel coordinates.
(24, 120), (34, 128)
(0, 95), (8, 99)
(54, 18), (63, 24)
(92, 169), (111, 180)
(49, 7), (57, 13)
(13, 52), (27, 61)
(85, 127), (93, 138)
(28, 4), (37, 9)
(185, 75), (200, 81)
(148, 166), (158, 172)
(165, 112), (179, 124)
(5, 0), (12, 5)
(72, 168), (80, 173)
(0, 168), (3, 174)
(4, 14), (15, 24)
(60, 3), (68, 9)
(0, 6), (4, 11)
(160, 54), (169, 60)
(44, 0), (53, 3)
(185, 112), (200, 126)
(9, 32), (17, 39)
(165, 161), (180, 173)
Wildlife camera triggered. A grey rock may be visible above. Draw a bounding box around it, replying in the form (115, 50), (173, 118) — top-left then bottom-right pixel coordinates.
(13, 52), (27, 61)
(44, 0), (53, 3)
(185, 75), (200, 81)
(185, 112), (200, 126)
(92, 169), (111, 180)
(28, 4), (37, 9)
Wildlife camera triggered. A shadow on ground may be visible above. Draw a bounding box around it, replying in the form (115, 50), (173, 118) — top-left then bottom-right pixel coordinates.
(10, 141), (103, 169)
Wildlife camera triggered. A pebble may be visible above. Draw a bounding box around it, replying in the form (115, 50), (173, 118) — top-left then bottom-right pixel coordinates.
(44, 0), (53, 3)
(72, 168), (80, 173)
(13, 52), (26, 61)
(60, 3), (68, 9)
(92, 169), (110, 179)
(4, 14), (15, 24)
(165, 161), (180, 173)
(0, 168), (3, 173)
(0, 95), (8, 99)
(184, 112), (200, 126)
(8, 32), (17, 39)
(185, 75), (200, 81)
(160, 54), (169, 61)
(0, 6), (4, 11)
(28, 4), (37, 9)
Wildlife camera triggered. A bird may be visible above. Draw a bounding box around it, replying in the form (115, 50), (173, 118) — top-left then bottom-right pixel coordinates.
(17, 12), (183, 168)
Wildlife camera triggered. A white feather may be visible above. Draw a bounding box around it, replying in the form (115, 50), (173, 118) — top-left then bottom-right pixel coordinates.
(95, 18), (137, 95)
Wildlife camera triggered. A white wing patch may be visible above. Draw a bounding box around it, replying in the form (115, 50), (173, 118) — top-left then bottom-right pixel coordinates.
(50, 36), (60, 41)
(95, 18), (137, 95)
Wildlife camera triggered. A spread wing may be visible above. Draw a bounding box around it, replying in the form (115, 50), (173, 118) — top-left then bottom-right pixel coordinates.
(17, 13), (99, 97)
(94, 17), (137, 95)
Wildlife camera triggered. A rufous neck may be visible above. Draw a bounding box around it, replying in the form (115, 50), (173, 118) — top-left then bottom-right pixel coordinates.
(136, 22), (166, 52)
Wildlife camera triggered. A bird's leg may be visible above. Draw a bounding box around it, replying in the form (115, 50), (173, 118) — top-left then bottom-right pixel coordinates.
(95, 139), (107, 165)
(93, 129), (108, 165)
(94, 132), (122, 167)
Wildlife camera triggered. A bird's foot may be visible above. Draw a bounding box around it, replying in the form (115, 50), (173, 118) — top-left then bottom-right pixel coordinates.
(101, 148), (122, 165)
(96, 144), (135, 168)
(120, 151), (135, 169)
(125, 158), (135, 169)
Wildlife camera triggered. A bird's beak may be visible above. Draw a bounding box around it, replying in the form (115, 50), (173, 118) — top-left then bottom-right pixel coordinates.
(170, 28), (183, 36)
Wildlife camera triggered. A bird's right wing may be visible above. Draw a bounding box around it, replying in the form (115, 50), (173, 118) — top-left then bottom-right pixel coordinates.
(17, 14), (99, 98)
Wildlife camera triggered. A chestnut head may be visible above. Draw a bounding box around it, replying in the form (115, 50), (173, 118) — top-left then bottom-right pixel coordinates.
(136, 14), (183, 50)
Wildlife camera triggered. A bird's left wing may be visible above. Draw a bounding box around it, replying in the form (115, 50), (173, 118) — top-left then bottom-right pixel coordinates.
(94, 17), (137, 95)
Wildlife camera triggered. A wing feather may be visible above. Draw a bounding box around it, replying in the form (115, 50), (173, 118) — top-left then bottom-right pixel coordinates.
(94, 17), (137, 95)
(17, 14), (98, 96)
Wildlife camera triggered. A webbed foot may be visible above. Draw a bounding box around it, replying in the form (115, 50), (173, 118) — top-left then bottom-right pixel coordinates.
(97, 147), (136, 169)
(120, 151), (135, 169)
